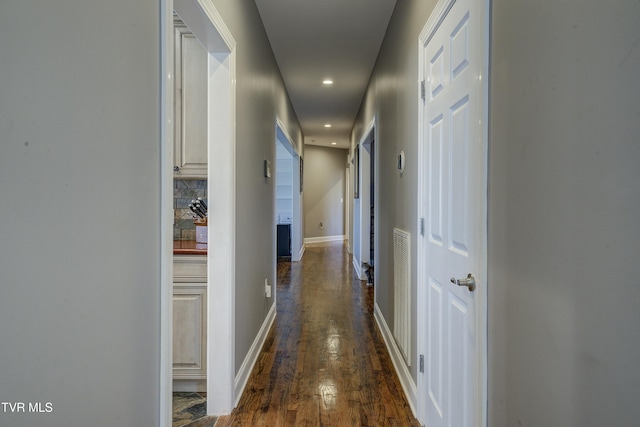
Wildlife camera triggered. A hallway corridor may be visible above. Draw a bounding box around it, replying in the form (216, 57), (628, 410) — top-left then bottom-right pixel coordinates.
(215, 242), (420, 426)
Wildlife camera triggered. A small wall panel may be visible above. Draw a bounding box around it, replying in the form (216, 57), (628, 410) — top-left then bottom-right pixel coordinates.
(428, 277), (444, 418)
(430, 45), (445, 99)
(449, 95), (470, 257)
(450, 12), (470, 80)
(429, 115), (445, 246)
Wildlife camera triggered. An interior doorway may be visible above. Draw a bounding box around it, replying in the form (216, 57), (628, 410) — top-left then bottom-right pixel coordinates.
(345, 163), (351, 253)
(162, 0), (237, 422)
(353, 119), (377, 285)
(274, 120), (303, 264)
(365, 136), (375, 283)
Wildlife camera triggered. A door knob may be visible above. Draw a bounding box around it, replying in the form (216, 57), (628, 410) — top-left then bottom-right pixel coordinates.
(450, 274), (476, 292)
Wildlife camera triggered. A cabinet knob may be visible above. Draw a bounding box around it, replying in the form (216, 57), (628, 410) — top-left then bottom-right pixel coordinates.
(173, 166), (180, 172)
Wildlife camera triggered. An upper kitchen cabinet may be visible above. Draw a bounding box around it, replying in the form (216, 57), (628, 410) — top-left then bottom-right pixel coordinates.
(173, 17), (208, 178)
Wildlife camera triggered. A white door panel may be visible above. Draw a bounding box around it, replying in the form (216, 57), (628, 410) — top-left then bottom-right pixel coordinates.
(429, 114), (444, 246)
(419, 0), (486, 425)
(428, 277), (444, 417)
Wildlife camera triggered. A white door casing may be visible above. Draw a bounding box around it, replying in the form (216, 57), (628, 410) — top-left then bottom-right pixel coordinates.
(417, 0), (488, 426)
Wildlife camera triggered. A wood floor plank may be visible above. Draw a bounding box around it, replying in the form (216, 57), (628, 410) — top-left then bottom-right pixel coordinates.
(215, 242), (421, 427)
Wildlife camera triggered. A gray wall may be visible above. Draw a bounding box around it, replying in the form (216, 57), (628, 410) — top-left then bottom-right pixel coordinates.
(303, 145), (347, 239)
(210, 0), (304, 375)
(354, 0), (640, 424)
(0, 1), (304, 425)
(0, 0), (161, 426)
(488, 0), (640, 425)
(351, 0), (438, 383)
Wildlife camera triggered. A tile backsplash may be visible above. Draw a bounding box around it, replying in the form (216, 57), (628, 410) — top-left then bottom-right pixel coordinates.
(174, 179), (207, 240)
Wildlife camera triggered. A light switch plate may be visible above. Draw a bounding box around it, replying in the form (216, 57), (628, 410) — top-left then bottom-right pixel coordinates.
(264, 278), (271, 298)
(264, 160), (271, 178)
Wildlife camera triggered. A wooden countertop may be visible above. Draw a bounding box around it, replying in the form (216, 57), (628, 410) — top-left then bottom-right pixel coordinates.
(173, 240), (207, 256)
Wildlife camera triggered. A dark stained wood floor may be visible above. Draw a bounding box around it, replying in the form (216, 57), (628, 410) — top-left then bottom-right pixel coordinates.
(215, 242), (420, 427)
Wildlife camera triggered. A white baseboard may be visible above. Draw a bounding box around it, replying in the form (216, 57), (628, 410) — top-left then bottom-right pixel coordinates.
(303, 235), (346, 244)
(353, 256), (363, 279)
(374, 302), (418, 418)
(297, 244), (305, 260)
(234, 302), (276, 405)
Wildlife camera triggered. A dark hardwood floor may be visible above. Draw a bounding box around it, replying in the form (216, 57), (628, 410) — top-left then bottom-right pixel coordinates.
(215, 242), (420, 427)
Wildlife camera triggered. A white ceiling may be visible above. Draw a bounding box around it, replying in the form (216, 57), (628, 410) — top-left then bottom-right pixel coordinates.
(254, 0), (397, 150)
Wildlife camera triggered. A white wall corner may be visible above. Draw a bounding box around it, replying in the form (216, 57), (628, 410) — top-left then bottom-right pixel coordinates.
(374, 303), (418, 418)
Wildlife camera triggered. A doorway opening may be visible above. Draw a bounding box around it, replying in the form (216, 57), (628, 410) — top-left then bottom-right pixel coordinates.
(276, 140), (293, 260)
(363, 136), (375, 285)
(274, 121), (303, 265)
(162, 0), (237, 423)
(352, 120), (377, 285)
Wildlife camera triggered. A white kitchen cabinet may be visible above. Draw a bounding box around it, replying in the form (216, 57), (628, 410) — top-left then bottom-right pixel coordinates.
(173, 17), (208, 178)
(173, 255), (207, 391)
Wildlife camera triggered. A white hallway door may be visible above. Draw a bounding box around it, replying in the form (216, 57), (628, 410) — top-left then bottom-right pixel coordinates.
(418, 0), (487, 425)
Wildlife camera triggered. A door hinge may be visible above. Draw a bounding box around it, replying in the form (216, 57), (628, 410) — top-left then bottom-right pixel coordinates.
(419, 354), (424, 373)
(420, 218), (425, 237)
(420, 80), (426, 101)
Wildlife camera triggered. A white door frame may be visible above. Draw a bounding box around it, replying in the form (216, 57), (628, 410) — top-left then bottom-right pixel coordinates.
(161, 0), (237, 422)
(160, 2), (174, 425)
(345, 163), (351, 254)
(416, 0), (489, 425)
(353, 118), (377, 282)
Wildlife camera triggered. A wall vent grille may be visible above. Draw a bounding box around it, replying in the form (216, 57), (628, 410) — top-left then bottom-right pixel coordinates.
(393, 228), (411, 366)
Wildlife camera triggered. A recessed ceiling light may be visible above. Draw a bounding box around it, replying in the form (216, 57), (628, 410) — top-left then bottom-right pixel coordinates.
(322, 79), (334, 85)
(324, 124), (331, 128)
(331, 142), (337, 145)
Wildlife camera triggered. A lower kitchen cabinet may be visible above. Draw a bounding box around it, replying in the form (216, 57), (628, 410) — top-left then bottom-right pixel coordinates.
(173, 255), (207, 392)
(277, 223), (292, 257)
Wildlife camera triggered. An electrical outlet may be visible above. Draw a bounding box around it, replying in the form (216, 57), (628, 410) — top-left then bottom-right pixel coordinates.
(319, 222), (324, 229)
(264, 278), (271, 298)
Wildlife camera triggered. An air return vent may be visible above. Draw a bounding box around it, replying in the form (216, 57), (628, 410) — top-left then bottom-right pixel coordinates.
(393, 228), (411, 366)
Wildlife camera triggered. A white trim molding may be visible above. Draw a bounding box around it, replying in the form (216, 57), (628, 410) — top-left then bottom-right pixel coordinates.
(159, 0), (175, 425)
(353, 257), (365, 281)
(374, 302), (418, 417)
(234, 303), (277, 405)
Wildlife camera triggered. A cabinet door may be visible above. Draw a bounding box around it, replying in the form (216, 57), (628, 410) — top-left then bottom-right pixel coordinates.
(173, 285), (207, 379)
(174, 23), (208, 178)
